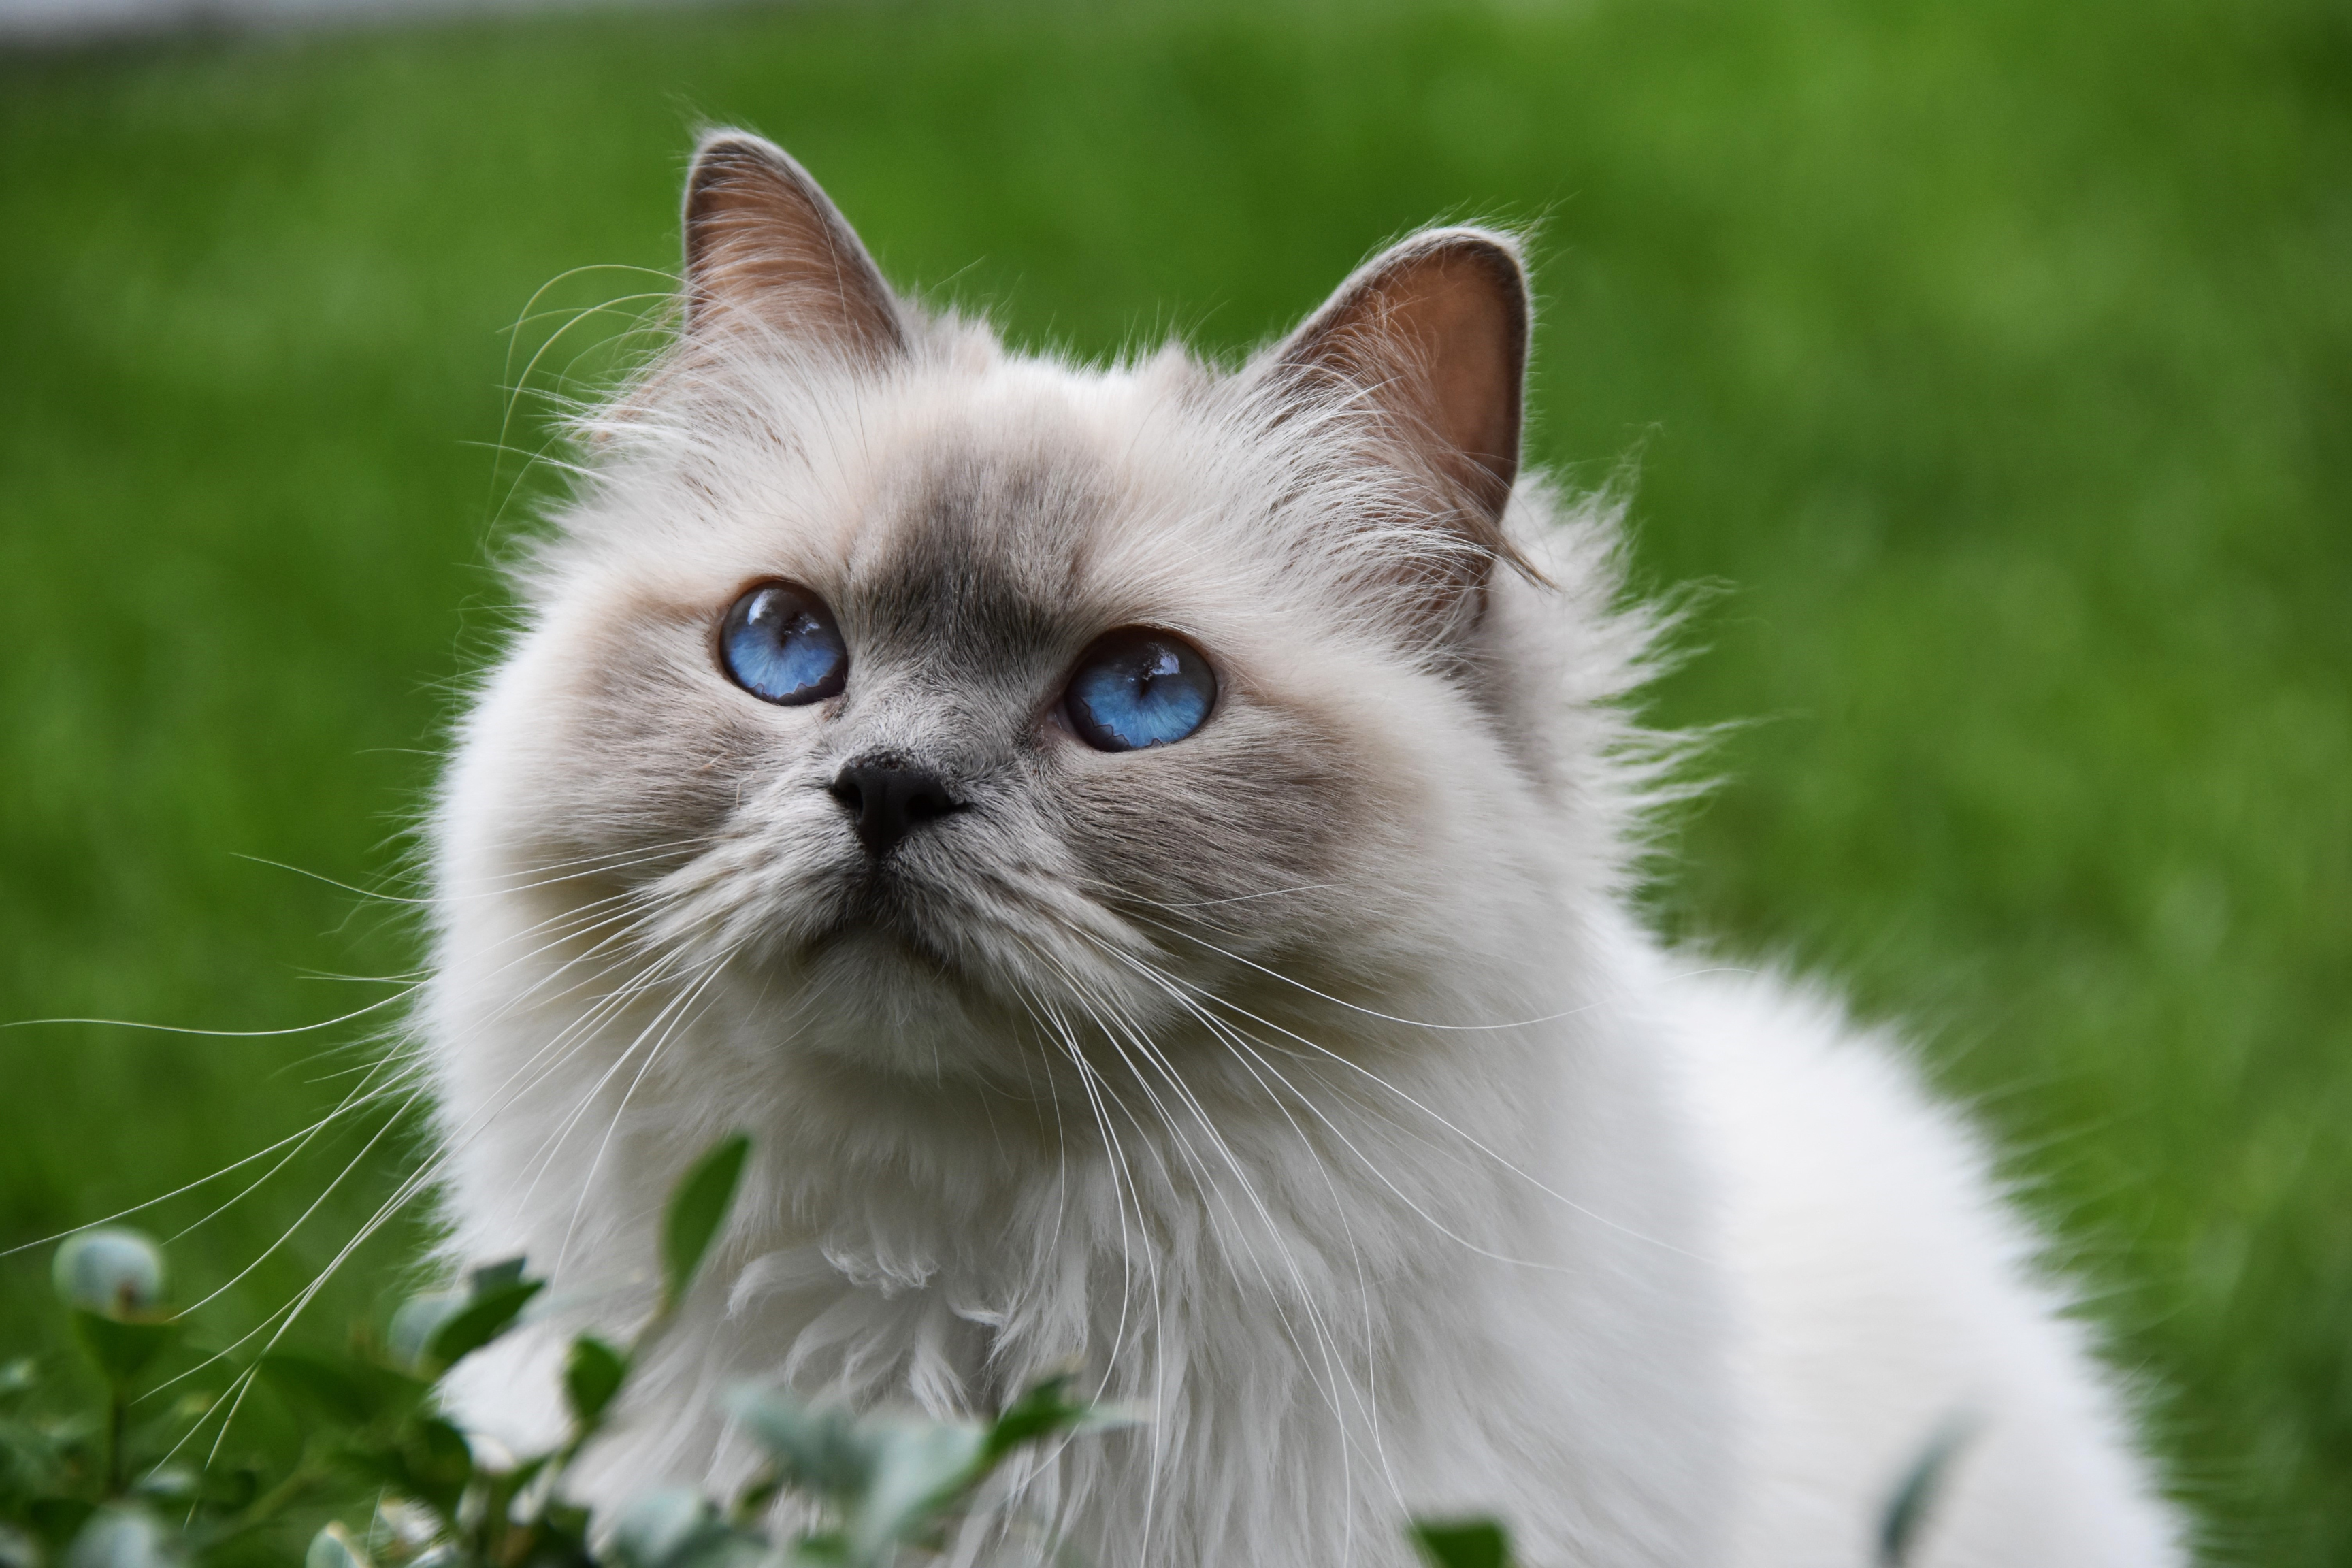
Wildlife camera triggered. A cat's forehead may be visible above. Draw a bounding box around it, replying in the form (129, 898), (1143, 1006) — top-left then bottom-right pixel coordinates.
(586, 352), (1262, 677)
(802, 361), (1226, 659)
(846, 429), (1109, 656)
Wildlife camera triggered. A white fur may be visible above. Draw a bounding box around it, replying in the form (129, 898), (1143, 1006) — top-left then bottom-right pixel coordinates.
(418, 278), (2183, 1565)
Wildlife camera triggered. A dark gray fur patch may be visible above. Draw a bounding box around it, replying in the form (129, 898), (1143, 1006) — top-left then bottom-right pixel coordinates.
(805, 425), (1358, 992)
(852, 439), (1111, 683)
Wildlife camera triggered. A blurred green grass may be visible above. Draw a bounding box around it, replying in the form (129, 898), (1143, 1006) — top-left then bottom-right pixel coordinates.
(1, 0), (2346, 1554)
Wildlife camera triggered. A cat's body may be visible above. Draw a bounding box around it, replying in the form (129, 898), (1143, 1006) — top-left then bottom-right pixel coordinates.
(423, 134), (2182, 1565)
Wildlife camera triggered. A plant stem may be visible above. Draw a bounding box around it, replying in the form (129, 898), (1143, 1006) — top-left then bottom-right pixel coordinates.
(228, 1463), (323, 1535)
(105, 1382), (127, 1497)
(201, 1450), (331, 1550)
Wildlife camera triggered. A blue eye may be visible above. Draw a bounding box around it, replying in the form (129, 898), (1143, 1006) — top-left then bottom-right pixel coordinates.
(720, 582), (848, 705)
(1064, 630), (1216, 751)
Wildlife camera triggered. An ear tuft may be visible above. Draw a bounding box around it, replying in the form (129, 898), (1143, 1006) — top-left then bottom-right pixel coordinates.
(1272, 227), (1534, 578)
(681, 131), (905, 361)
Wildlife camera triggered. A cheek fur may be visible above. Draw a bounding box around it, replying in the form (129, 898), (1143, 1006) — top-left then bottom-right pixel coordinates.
(1046, 700), (1356, 946)
(515, 588), (811, 875)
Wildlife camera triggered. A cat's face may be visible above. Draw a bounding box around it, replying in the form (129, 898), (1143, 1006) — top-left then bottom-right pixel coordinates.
(438, 134), (1601, 1090)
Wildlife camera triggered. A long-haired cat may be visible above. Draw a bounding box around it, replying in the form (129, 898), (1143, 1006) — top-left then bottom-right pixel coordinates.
(423, 132), (2185, 1566)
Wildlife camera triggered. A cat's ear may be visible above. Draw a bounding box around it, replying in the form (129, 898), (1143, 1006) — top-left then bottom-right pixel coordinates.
(681, 131), (906, 361)
(1267, 227), (1534, 585)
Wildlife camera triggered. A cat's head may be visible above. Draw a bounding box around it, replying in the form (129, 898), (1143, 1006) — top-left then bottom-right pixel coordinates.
(433, 133), (1655, 1090)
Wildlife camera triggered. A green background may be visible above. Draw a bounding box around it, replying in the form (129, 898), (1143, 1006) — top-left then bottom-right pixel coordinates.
(3, 0), (2346, 1554)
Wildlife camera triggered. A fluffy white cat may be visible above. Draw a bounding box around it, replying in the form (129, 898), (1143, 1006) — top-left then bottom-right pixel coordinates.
(422, 131), (2185, 1567)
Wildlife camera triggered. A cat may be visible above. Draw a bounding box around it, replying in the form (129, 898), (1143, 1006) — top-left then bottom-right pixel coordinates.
(422, 130), (2186, 1567)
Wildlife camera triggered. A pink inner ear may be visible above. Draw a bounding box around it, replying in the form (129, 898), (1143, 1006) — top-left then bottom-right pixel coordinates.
(681, 133), (904, 360)
(1277, 230), (1529, 531)
(1380, 247), (1526, 517)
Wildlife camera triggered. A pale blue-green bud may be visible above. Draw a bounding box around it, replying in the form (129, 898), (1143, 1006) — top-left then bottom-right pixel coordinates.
(65, 1509), (180, 1568)
(131, 1467), (197, 1503)
(304, 1524), (370, 1568)
(52, 1231), (166, 1319)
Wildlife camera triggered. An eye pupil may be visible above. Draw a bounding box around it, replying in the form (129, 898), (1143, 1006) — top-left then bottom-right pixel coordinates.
(1066, 630), (1215, 752)
(720, 583), (848, 706)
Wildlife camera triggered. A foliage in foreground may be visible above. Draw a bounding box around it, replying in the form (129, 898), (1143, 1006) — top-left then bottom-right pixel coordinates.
(0, 1138), (1148, 1568)
(1, 1131), (1977, 1568)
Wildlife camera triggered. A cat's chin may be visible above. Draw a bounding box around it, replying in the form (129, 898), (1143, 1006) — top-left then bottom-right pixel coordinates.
(779, 918), (1040, 1082)
(802, 901), (963, 975)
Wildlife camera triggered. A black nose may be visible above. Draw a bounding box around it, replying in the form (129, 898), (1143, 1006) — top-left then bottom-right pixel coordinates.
(829, 757), (961, 856)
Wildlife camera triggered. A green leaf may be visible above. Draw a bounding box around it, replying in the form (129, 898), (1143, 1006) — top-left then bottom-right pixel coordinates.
(67, 1313), (175, 1386)
(605, 1488), (716, 1568)
(466, 1258), (528, 1296)
(603, 1491), (767, 1568)
(385, 1293), (468, 1374)
(666, 1535), (766, 1568)
(27, 1501), (94, 1550)
(979, 1376), (1100, 1463)
(848, 1419), (988, 1560)
(261, 1352), (428, 1432)
(563, 1336), (628, 1430)
(528, 1509), (601, 1568)
(259, 1352), (383, 1428)
(193, 1462), (260, 1514)
(0, 1360), (37, 1403)
(722, 1388), (874, 1499)
(662, 1136), (750, 1313)
(729, 1471), (782, 1520)
(1407, 1518), (1512, 1568)
(323, 1437), (411, 1500)
(507, 1452), (553, 1495)
(1877, 1416), (1977, 1567)
(406, 1417), (476, 1494)
(976, 1375), (1140, 1475)
(423, 1279), (544, 1373)
(331, 1416), (475, 1514)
